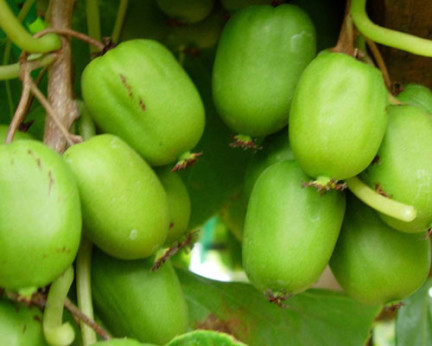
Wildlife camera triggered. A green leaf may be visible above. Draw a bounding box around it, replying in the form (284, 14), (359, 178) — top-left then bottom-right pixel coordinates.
(396, 278), (432, 346)
(167, 330), (246, 346)
(177, 269), (381, 346)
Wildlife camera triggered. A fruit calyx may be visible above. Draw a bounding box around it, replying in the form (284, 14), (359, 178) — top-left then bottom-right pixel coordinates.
(264, 289), (291, 308)
(229, 134), (262, 151)
(302, 176), (347, 196)
(171, 151), (203, 172)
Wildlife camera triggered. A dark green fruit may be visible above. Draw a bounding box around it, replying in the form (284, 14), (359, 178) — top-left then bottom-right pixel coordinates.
(220, 130), (294, 240)
(92, 249), (189, 345)
(0, 297), (47, 345)
(289, 52), (388, 180)
(243, 160), (345, 295)
(220, 0), (272, 12)
(165, 10), (225, 51)
(81, 39), (205, 166)
(64, 135), (169, 259)
(156, 0), (215, 23)
(330, 195), (431, 305)
(397, 83), (432, 114)
(91, 338), (155, 346)
(157, 169), (191, 245)
(361, 105), (432, 233)
(212, 4), (316, 137)
(0, 140), (81, 290)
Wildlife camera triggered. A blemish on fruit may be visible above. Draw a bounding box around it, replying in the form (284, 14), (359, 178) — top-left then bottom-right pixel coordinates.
(371, 155), (380, 165)
(375, 183), (391, 198)
(48, 170), (54, 195)
(119, 74), (134, 99)
(139, 98), (146, 111)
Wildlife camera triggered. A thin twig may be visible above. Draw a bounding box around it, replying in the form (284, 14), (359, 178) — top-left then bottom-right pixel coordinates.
(35, 27), (104, 51)
(64, 298), (111, 341)
(151, 230), (200, 271)
(4, 291), (111, 340)
(27, 73), (81, 146)
(366, 38), (391, 90)
(5, 64), (32, 143)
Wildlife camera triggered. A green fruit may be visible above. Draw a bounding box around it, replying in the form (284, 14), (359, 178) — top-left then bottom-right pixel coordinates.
(242, 160), (346, 294)
(0, 297), (48, 346)
(289, 52), (388, 180)
(165, 10), (225, 50)
(220, 0), (272, 12)
(243, 130), (294, 198)
(397, 83), (432, 114)
(64, 134), (169, 259)
(361, 105), (432, 233)
(0, 125), (34, 142)
(0, 140), (81, 290)
(120, 0), (170, 42)
(156, 0), (215, 24)
(157, 169), (191, 245)
(92, 249), (189, 345)
(91, 338), (154, 346)
(212, 4), (316, 137)
(220, 129), (294, 240)
(81, 39), (205, 166)
(330, 195), (431, 305)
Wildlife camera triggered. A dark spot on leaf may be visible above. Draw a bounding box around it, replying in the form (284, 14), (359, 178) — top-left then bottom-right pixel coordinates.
(169, 222), (174, 229)
(22, 324), (27, 334)
(195, 313), (236, 335)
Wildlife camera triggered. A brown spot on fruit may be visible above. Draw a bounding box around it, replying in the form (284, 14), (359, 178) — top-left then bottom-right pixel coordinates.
(139, 98), (146, 111)
(120, 74), (134, 99)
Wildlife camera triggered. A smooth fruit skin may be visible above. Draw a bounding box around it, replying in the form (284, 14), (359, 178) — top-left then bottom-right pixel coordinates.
(242, 160), (346, 294)
(397, 83), (432, 114)
(0, 297), (48, 346)
(157, 169), (191, 245)
(212, 5), (316, 137)
(64, 134), (169, 260)
(330, 195), (431, 306)
(0, 140), (81, 290)
(0, 125), (33, 141)
(92, 249), (189, 345)
(361, 105), (432, 233)
(156, 0), (215, 23)
(81, 39), (205, 166)
(289, 52), (388, 180)
(91, 339), (154, 346)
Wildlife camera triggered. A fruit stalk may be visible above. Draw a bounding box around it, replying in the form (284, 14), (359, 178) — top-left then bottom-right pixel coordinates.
(43, 266), (76, 346)
(345, 176), (417, 222)
(350, 0), (432, 57)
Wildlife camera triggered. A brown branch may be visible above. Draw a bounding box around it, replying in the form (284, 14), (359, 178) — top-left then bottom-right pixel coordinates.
(151, 230), (200, 271)
(5, 291), (111, 340)
(44, 0), (80, 153)
(331, 0), (355, 55)
(366, 38), (392, 90)
(35, 28), (104, 51)
(64, 298), (111, 341)
(5, 64), (32, 143)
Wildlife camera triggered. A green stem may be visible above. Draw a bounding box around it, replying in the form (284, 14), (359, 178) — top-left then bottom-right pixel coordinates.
(76, 238), (96, 346)
(350, 0), (432, 57)
(43, 266), (75, 346)
(0, 0), (61, 53)
(0, 53), (55, 80)
(85, 0), (101, 54)
(111, 0), (129, 44)
(346, 176), (417, 222)
(2, 0), (36, 119)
